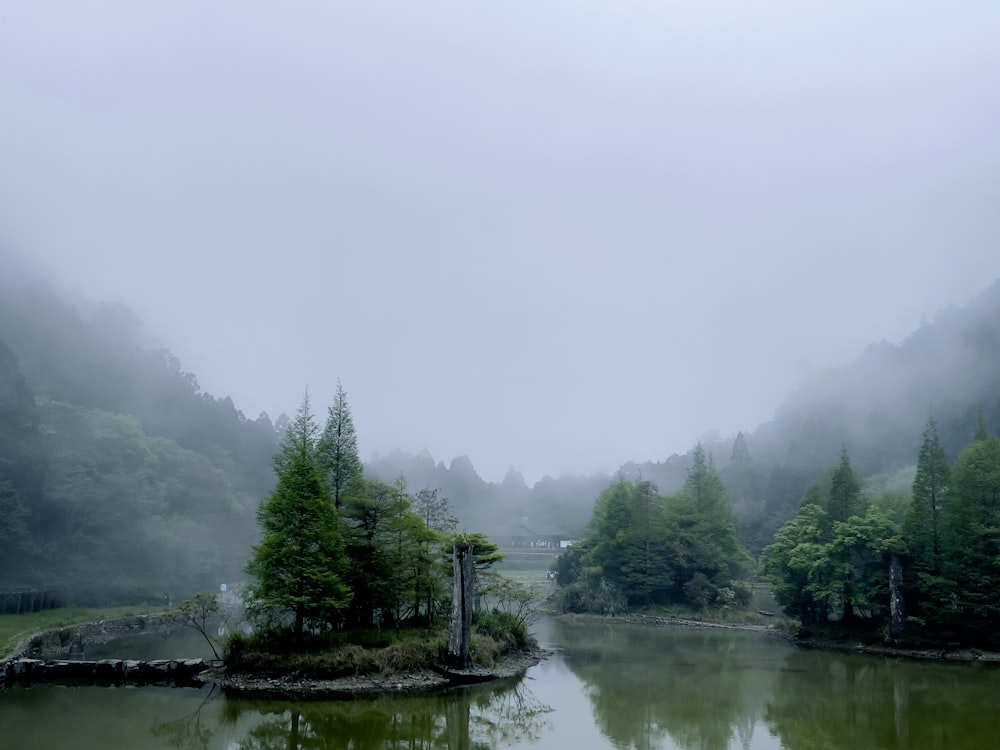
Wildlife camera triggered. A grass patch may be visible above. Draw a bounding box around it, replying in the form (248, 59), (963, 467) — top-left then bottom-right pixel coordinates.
(225, 627), (449, 678)
(642, 604), (780, 626)
(0, 606), (163, 659)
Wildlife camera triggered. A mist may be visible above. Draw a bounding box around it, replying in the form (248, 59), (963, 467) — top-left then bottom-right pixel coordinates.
(2, 1), (1000, 483)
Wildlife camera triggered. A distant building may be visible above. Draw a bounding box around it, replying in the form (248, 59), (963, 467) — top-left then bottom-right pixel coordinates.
(492, 522), (575, 550)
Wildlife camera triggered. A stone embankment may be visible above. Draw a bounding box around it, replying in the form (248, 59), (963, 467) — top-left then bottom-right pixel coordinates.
(2, 657), (212, 688)
(7, 613), (176, 663)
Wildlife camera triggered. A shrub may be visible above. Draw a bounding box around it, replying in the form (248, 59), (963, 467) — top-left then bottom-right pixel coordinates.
(474, 610), (528, 650)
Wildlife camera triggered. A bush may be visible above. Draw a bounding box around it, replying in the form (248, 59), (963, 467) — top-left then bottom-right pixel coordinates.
(555, 580), (626, 616)
(475, 610), (528, 650)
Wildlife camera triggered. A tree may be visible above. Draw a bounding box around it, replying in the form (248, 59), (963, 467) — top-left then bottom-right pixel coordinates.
(676, 445), (749, 591)
(317, 380), (363, 509)
(172, 592), (224, 660)
(245, 392), (351, 643)
(340, 478), (399, 628)
(943, 432), (1000, 640)
(762, 502), (831, 624)
(904, 417), (950, 577)
(828, 447), (862, 524)
(0, 342), (45, 582)
(589, 479), (676, 607)
(556, 469), (751, 613)
(730, 432), (751, 465)
(411, 488), (454, 624)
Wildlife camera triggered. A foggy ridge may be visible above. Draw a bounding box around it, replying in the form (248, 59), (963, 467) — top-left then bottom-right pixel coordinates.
(2, 244), (999, 597)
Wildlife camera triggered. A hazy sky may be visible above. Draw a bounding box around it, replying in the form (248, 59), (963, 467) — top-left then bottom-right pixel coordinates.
(2, 1), (1000, 483)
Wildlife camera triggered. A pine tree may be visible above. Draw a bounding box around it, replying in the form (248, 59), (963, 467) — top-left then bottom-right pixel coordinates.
(317, 380), (363, 509)
(246, 392), (351, 642)
(944, 432), (1000, 638)
(730, 432), (751, 465)
(905, 417), (950, 576)
(828, 447), (862, 524)
(680, 444), (748, 587)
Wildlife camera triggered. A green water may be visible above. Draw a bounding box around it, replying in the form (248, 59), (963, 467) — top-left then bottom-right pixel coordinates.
(3, 617), (1000, 749)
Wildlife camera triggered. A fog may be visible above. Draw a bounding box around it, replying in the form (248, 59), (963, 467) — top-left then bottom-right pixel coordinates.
(2, 1), (999, 483)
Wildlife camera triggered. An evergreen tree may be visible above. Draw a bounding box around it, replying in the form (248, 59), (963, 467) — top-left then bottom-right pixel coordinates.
(943, 431), (1000, 639)
(678, 444), (748, 587)
(730, 432), (751, 465)
(905, 416), (950, 576)
(411, 488), (454, 624)
(590, 479), (676, 607)
(0, 342), (45, 582)
(246, 392), (351, 642)
(828, 447), (863, 523)
(340, 478), (397, 627)
(317, 380), (363, 509)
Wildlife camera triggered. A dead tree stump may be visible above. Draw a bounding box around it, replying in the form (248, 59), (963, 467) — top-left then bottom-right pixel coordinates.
(446, 540), (474, 670)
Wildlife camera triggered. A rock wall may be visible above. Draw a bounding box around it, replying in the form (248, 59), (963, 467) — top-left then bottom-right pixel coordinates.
(2, 657), (209, 688)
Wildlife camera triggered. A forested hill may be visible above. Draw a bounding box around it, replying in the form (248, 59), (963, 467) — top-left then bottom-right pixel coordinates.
(716, 278), (1000, 552)
(370, 280), (1000, 552)
(0, 249), (280, 603)
(3, 242), (998, 604)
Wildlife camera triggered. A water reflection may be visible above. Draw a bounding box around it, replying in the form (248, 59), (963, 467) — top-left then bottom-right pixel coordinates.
(555, 619), (783, 750)
(765, 649), (1000, 749)
(8, 620), (1000, 749)
(151, 685), (221, 750)
(215, 679), (551, 750)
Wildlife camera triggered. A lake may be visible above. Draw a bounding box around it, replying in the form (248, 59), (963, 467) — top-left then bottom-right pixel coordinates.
(3, 616), (1000, 749)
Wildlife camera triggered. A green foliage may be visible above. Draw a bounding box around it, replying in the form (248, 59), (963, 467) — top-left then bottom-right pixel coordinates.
(942, 433), (1000, 639)
(474, 610), (528, 650)
(317, 380), (363, 509)
(765, 427), (1000, 647)
(0, 264), (281, 604)
(762, 502), (832, 623)
(0, 341), (45, 578)
(245, 393), (351, 641)
(553, 459), (751, 614)
(828, 447), (863, 523)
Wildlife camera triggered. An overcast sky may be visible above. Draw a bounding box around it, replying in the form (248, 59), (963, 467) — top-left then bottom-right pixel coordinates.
(2, 1), (999, 483)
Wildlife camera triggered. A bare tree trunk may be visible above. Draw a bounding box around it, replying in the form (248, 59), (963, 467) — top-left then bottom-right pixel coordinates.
(447, 541), (474, 670)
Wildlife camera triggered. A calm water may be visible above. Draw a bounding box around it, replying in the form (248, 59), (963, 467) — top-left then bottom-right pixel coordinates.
(3, 617), (1000, 749)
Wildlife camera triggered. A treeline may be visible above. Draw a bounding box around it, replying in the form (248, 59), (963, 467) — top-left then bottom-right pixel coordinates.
(763, 417), (1000, 647)
(246, 385), (505, 641)
(552, 445), (750, 614)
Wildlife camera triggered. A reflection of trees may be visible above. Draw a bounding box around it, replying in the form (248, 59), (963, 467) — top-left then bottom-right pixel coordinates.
(221, 676), (551, 750)
(469, 679), (552, 747)
(557, 620), (776, 750)
(766, 649), (1000, 750)
(150, 685), (221, 750)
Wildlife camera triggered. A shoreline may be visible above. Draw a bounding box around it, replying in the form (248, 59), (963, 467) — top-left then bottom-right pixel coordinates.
(792, 638), (1000, 663)
(555, 611), (1000, 662)
(556, 611), (790, 636)
(198, 647), (551, 699)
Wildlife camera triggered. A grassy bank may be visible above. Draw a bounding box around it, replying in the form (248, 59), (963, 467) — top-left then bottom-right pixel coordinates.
(227, 611), (534, 679)
(0, 606), (163, 659)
